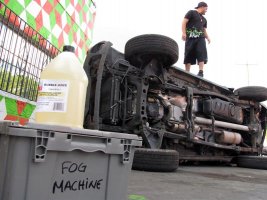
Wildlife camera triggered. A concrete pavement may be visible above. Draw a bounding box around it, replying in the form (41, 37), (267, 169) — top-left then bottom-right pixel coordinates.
(128, 165), (267, 200)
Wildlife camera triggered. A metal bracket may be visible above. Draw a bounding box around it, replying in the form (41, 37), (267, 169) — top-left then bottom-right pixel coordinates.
(141, 124), (164, 149)
(185, 87), (194, 140)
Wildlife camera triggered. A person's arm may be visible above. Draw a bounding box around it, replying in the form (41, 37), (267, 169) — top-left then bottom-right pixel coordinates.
(204, 28), (211, 44)
(182, 18), (189, 41)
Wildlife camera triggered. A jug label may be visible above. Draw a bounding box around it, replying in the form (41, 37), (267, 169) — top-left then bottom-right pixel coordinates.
(36, 80), (69, 112)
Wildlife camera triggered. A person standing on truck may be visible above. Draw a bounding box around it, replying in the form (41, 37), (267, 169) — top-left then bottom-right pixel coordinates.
(182, 2), (211, 77)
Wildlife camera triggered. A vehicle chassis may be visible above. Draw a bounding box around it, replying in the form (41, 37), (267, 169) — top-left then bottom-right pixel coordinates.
(83, 38), (267, 164)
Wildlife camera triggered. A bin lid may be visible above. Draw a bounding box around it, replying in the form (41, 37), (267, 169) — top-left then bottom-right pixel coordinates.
(0, 120), (142, 141)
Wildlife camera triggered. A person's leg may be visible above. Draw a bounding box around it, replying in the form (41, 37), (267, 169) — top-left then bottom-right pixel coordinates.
(185, 63), (191, 72)
(198, 61), (204, 71)
(197, 61), (204, 77)
(184, 39), (196, 72)
(197, 62), (204, 77)
(196, 38), (207, 77)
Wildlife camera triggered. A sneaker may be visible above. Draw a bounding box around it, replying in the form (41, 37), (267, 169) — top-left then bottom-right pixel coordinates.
(197, 70), (204, 77)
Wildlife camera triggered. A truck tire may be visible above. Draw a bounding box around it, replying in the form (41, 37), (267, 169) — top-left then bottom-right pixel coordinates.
(125, 34), (178, 68)
(132, 148), (179, 172)
(236, 155), (267, 170)
(234, 86), (267, 102)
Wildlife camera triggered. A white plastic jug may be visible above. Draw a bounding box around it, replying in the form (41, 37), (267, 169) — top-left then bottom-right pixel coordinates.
(35, 45), (88, 128)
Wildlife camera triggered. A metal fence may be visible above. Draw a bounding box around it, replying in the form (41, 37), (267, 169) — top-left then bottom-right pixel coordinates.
(0, 2), (60, 101)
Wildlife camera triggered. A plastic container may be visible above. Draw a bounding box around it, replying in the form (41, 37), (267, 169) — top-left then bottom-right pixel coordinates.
(35, 45), (88, 128)
(0, 121), (142, 200)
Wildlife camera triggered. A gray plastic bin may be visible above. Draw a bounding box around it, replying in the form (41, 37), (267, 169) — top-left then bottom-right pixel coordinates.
(0, 121), (142, 200)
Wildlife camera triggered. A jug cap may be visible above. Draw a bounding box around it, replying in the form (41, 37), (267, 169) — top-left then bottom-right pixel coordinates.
(63, 45), (75, 53)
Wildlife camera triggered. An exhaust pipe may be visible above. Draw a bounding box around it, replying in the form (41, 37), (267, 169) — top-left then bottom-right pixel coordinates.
(195, 117), (249, 132)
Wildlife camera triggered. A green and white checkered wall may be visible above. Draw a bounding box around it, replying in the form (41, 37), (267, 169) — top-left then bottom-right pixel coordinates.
(1, 0), (96, 60)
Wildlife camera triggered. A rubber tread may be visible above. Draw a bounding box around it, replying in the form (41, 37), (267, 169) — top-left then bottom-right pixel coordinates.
(125, 34), (178, 67)
(132, 148), (179, 172)
(237, 155), (267, 170)
(234, 86), (267, 102)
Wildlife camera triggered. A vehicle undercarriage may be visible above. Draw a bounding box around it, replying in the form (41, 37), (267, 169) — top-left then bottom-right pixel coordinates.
(83, 34), (267, 171)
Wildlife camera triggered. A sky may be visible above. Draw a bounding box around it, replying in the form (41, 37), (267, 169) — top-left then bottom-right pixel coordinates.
(91, 0), (267, 96)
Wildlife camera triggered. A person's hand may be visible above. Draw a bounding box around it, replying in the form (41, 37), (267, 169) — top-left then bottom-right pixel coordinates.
(206, 37), (211, 44)
(182, 33), (187, 41)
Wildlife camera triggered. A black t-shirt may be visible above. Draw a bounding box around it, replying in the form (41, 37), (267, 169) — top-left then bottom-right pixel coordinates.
(184, 10), (207, 38)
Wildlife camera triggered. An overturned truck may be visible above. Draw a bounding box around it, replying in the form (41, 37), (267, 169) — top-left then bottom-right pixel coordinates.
(83, 34), (267, 172)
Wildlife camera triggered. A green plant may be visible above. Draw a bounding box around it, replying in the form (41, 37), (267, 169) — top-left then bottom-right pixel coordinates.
(0, 69), (39, 101)
(128, 195), (148, 200)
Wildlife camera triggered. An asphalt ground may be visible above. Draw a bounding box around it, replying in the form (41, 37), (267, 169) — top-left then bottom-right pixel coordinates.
(127, 165), (267, 200)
